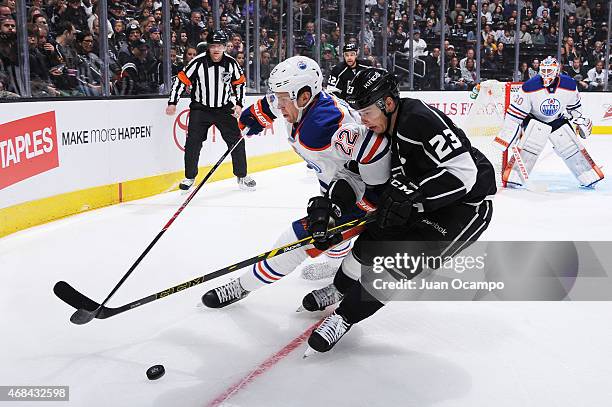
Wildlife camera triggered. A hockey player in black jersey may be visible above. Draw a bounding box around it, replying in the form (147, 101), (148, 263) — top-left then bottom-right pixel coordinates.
(325, 43), (370, 100)
(304, 68), (497, 355)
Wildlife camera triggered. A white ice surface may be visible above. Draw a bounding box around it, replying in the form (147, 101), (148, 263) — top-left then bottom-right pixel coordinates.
(1, 137), (612, 407)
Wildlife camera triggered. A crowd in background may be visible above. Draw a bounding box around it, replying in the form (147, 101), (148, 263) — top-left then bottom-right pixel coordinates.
(0, 0), (610, 98)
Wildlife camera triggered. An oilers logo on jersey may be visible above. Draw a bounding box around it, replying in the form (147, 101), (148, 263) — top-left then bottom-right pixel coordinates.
(539, 98), (561, 117)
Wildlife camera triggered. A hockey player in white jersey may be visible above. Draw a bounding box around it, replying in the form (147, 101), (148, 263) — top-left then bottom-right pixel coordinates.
(201, 56), (391, 309)
(493, 56), (603, 187)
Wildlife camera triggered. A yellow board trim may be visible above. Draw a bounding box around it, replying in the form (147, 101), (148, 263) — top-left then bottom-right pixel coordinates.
(592, 126), (612, 135)
(0, 150), (300, 239)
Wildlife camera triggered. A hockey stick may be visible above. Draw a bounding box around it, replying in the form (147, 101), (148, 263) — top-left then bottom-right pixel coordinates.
(510, 146), (529, 182)
(60, 135), (246, 325)
(53, 215), (373, 323)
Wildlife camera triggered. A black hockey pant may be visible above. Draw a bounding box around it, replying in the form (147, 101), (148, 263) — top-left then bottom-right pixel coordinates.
(335, 200), (494, 324)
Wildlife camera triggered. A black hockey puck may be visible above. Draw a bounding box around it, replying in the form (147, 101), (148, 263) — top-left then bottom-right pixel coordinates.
(146, 364), (165, 380)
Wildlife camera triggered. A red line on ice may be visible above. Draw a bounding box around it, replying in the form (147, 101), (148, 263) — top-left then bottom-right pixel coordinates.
(205, 319), (322, 407)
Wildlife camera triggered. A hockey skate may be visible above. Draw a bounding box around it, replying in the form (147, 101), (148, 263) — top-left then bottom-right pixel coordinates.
(201, 279), (249, 308)
(237, 175), (256, 191)
(297, 283), (343, 312)
(179, 178), (195, 191)
(304, 312), (352, 356)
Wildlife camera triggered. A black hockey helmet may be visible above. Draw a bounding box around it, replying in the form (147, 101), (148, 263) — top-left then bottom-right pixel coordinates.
(207, 29), (228, 45)
(343, 43), (358, 53)
(346, 68), (399, 115)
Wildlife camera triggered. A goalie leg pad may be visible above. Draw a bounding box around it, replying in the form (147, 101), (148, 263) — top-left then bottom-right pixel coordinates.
(549, 123), (604, 187)
(503, 119), (551, 185)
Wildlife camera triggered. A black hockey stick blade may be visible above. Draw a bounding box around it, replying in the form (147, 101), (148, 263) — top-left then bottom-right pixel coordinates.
(54, 281), (100, 311)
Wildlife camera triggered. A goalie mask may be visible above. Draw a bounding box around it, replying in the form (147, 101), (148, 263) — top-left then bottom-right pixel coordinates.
(539, 56), (560, 87)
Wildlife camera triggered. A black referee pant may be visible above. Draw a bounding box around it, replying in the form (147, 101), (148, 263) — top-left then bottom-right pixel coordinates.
(184, 104), (247, 179)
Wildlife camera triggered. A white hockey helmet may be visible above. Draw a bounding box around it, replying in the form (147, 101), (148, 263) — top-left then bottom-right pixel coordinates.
(268, 56), (323, 107)
(540, 56), (560, 87)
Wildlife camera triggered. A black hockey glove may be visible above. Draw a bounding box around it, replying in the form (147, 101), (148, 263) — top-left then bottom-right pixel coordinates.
(377, 175), (420, 229)
(307, 196), (343, 251)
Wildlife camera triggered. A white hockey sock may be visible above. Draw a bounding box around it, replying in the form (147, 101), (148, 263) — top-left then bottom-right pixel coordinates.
(239, 227), (308, 292)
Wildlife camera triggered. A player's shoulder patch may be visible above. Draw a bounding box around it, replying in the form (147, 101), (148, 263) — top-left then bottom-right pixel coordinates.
(522, 76), (544, 93)
(558, 74), (577, 91)
(297, 95), (345, 150)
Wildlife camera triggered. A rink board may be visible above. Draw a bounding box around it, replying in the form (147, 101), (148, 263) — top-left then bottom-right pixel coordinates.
(1, 91), (611, 237)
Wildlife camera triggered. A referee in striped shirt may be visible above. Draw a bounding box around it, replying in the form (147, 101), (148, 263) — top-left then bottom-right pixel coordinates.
(165, 30), (256, 191)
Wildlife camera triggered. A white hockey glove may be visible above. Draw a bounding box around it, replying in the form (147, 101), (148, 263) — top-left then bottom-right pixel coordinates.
(573, 117), (592, 139)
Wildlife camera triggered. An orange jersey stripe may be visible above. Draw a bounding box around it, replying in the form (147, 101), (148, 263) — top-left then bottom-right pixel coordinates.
(232, 75), (246, 85)
(178, 71), (191, 87)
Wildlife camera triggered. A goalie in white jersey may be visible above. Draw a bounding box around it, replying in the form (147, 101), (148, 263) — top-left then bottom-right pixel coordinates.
(494, 56), (604, 187)
(201, 56), (391, 308)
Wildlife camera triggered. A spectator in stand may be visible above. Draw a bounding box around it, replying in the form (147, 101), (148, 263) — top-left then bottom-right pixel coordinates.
(259, 50), (274, 87)
(169, 46), (182, 76)
(450, 13), (468, 39)
(586, 60), (605, 91)
(460, 48), (475, 71)
(565, 14), (578, 40)
(563, 0), (577, 18)
(0, 3), (11, 19)
(494, 42), (506, 65)
(481, 1), (493, 23)
(537, 0), (550, 18)
(229, 33), (243, 57)
(532, 26), (546, 45)
(75, 31), (103, 96)
(219, 14), (233, 38)
(518, 61), (530, 81)
(587, 41), (605, 68)
(545, 26), (558, 45)
(116, 39), (158, 95)
(563, 37), (580, 66)
(566, 57), (588, 90)
(109, 3), (127, 25)
(445, 43), (456, 62)
(482, 48), (500, 71)
(528, 58), (540, 78)
(461, 57), (477, 90)
(423, 47), (440, 90)
(503, 0), (518, 19)
(182, 45), (197, 65)
(591, 2), (606, 25)
(492, 5), (504, 24)
(450, 3), (465, 23)
(63, 0), (88, 32)
(49, 20), (82, 95)
(575, 0), (591, 24)
(147, 26), (162, 61)
(27, 25), (50, 84)
(445, 56), (466, 90)
(235, 50), (245, 69)
(403, 29), (427, 58)
(117, 23), (142, 64)
(519, 22), (533, 44)
(499, 27), (515, 44)
(184, 11), (204, 46)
